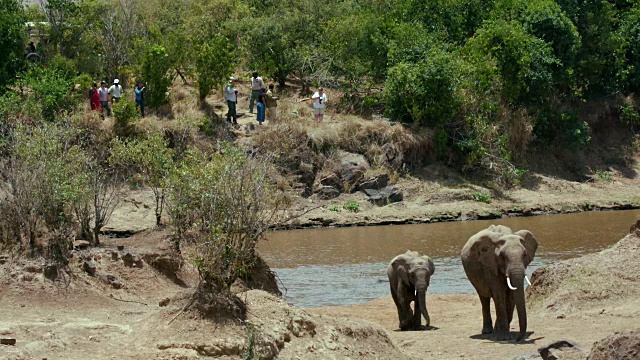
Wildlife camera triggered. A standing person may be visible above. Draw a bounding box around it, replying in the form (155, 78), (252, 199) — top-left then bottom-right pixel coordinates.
(249, 71), (265, 114)
(224, 77), (239, 124)
(108, 79), (123, 104)
(98, 81), (111, 117)
(265, 84), (279, 123)
(89, 83), (101, 111)
(134, 81), (146, 117)
(256, 93), (266, 125)
(311, 87), (327, 124)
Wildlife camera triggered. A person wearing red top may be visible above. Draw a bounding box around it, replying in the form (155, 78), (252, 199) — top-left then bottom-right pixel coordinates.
(89, 83), (101, 111)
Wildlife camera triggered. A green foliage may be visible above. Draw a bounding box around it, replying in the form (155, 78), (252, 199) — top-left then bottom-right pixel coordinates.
(142, 44), (172, 108)
(21, 66), (75, 121)
(167, 144), (287, 291)
(342, 200), (360, 213)
(112, 98), (138, 137)
(247, 19), (296, 86)
(110, 132), (174, 225)
(328, 205), (342, 212)
(620, 7), (640, 93)
(465, 19), (559, 106)
(383, 46), (464, 127)
(595, 169), (614, 182)
(620, 102), (640, 130)
(194, 34), (235, 102)
(472, 192), (492, 203)
(0, 124), (90, 264)
(0, 0), (26, 92)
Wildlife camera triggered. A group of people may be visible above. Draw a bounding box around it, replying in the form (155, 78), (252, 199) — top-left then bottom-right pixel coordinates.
(88, 79), (146, 118)
(224, 71), (328, 125)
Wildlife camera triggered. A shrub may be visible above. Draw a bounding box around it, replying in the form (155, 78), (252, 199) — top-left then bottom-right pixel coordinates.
(194, 34), (234, 102)
(0, 0), (26, 92)
(342, 200), (360, 212)
(142, 44), (173, 108)
(20, 66), (75, 121)
(167, 144), (288, 292)
(472, 192), (492, 203)
(110, 131), (174, 226)
(0, 124), (90, 266)
(112, 97), (138, 137)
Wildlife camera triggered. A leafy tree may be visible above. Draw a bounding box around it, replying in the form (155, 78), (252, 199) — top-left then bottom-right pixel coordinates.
(0, 0), (26, 92)
(247, 19), (296, 87)
(383, 46), (464, 127)
(194, 34), (235, 102)
(141, 44), (172, 108)
(465, 20), (559, 106)
(20, 66), (75, 121)
(620, 6), (640, 93)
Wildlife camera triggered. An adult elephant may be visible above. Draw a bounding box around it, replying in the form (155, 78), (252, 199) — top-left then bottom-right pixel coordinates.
(461, 225), (538, 341)
(387, 250), (435, 331)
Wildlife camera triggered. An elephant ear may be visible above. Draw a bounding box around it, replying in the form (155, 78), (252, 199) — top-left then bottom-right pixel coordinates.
(469, 231), (505, 276)
(419, 256), (435, 275)
(390, 254), (412, 284)
(515, 230), (538, 266)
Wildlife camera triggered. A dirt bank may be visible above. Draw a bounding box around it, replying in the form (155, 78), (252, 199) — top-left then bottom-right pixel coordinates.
(310, 221), (640, 360)
(0, 232), (408, 360)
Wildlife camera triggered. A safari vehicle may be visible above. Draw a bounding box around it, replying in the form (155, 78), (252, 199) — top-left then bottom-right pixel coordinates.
(25, 21), (50, 61)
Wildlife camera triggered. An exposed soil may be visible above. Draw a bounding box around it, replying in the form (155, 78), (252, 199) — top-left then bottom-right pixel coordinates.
(0, 232), (408, 360)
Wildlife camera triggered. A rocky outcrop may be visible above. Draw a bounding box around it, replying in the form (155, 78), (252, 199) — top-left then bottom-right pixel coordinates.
(587, 329), (640, 360)
(364, 187), (403, 206)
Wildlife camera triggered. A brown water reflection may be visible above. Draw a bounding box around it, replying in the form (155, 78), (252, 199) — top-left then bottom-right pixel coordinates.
(260, 210), (640, 268)
(258, 210), (640, 307)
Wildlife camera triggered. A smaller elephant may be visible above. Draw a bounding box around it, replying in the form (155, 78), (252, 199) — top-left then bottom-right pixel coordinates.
(387, 250), (435, 331)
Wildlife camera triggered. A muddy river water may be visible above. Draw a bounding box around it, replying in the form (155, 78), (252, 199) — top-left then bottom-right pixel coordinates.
(258, 209), (640, 308)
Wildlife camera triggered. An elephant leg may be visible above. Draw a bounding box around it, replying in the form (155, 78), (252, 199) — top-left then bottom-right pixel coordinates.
(480, 295), (493, 334)
(506, 292), (515, 328)
(390, 283), (407, 330)
(397, 283), (413, 331)
(412, 296), (421, 330)
(492, 291), (510, 340)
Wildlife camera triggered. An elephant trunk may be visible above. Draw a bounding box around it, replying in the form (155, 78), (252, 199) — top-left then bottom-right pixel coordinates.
(508, 269), (527, 340)
(417, 287), (430, 328)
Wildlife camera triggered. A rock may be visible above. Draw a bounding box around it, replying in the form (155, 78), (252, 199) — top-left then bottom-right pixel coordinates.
(338, 151), (370, 173)
(73, 240), (91, 249)
(159, 298), (170, 307)
(539, 339), (584, 360)
(341, 169), (365, 192)
(0, 338), (16, 345)
(117, 245), (124, 251)
(358, 174), (390, 191)
(587, 329), (640, 360)
(122, 253), (143, 268)
(0, 254), (8, 265)
(83, 260), (97, 276)
(379, 143), (403, 170)
(105, 274), (123, 289)
(315, 186), (340, 200)
(43, 264), (58, 281)
(111, 251), (119, 261)
(141, 254), (182, 285)
(319, 173), (343, 190)
(298, 162), (316, 197)
(364, 187), (403, 206)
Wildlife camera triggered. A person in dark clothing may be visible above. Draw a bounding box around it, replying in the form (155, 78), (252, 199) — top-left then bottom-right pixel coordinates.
(134, 81), (146, 117)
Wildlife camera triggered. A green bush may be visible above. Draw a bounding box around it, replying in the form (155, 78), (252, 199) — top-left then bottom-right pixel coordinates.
(472, 192), (492, 203)
(142, 44), (173, 108)
(383, 46), (464, 127)
(194, 34), (234, 102)
(0, 0), (26, 93)
(21, 66), (75, 121)
(112, 98), (138, 137)
(167, 144), (288, 291)
(342, 200), (360, 212)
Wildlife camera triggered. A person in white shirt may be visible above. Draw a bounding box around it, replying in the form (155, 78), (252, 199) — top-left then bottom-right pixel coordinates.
(249, 71), (265, 114)
(108, 79), (123, 104)
(311, 87), (327, 124)
(97, 81), (111, 117)
(224, 77), (239, 124)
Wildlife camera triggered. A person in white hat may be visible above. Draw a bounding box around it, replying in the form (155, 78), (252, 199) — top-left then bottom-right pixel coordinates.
(224, 76), (239, 124)
(108, 78), (123, 104)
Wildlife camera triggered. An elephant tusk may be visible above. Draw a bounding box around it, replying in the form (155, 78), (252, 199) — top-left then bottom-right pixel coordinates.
(525, 276), (532, 286)
(507, 277), (517, 290)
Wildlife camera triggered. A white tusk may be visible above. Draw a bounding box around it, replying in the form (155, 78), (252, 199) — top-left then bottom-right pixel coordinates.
(507, 277), (517, 290)
(525, 276), (532, 286)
